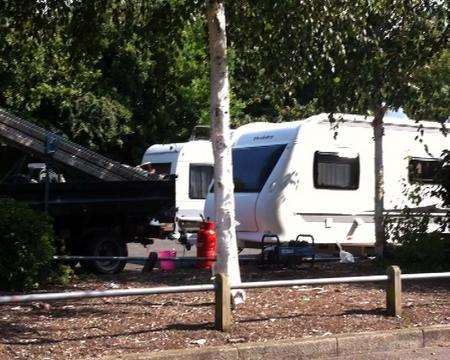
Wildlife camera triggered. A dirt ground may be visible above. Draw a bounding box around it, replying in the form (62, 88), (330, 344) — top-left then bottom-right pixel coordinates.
(0, 261), (449, 359)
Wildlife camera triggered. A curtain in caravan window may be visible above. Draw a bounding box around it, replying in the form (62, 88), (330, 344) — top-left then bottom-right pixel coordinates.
(314, 152), (359, 190)
(189, 165), (214, 199)
(317, 162), (352, 187)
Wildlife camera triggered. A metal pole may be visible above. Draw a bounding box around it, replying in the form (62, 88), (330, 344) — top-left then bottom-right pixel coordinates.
(401, 272), (450, 280)
(232, 275), (389, 290)
(44, 134), (57, 214)
(44, 161), (50, 214)
(53, 256), (216, 261)
(0, 284), (216, 304)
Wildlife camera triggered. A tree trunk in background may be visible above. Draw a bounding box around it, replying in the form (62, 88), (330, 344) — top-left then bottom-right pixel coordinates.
(206, 0), (244, 303)
(373, 106), (387, 257)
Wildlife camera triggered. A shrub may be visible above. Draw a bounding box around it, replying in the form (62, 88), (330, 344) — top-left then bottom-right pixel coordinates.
(385, 208), (450, 272)
(0, 200), (55, 291)
(386, 233), (450, 272)
(47, 264), (75, 286)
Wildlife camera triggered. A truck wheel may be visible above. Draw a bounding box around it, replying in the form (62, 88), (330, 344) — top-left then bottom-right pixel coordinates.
(82, 235), (127, 274)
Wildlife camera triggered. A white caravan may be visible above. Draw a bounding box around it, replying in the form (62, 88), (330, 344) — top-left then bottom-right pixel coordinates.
(204, 113), (449, 249)
(141, 140), (213, 227)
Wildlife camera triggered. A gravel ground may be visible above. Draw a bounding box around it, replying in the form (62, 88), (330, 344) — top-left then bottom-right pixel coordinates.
(0, 261), (449, 359)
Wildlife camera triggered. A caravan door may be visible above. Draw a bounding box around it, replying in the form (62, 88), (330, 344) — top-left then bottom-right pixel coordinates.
(233, 144), (286, 232)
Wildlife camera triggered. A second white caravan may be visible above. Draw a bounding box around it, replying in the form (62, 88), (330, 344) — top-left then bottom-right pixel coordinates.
(141, 140), (213, 228)
(204, 113), (449, 249)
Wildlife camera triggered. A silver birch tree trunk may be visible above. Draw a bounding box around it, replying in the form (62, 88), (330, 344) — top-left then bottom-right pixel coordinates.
(206, 0), (244, 303)
(372, 105), (387, 257)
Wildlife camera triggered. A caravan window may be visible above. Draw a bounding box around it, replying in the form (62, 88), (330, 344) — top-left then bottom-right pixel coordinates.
(233, 144), (286, 193)
(408, 158), (441, 184)
(314, 152), (359, 190)
(189, 165), (214, 199)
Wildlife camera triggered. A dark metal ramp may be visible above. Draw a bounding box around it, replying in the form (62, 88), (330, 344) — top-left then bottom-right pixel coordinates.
(0, 108), (149, 181)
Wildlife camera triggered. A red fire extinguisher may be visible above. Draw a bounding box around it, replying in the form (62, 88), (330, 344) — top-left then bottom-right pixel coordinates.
(196, 221), (216, 269)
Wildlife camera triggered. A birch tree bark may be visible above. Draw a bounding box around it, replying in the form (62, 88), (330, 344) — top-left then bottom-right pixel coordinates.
(373, 105), (387, 257)
(206, 0), (244, 303)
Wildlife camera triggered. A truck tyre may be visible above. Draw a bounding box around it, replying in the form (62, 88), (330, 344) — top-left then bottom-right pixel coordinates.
(82, 235), (127, 274)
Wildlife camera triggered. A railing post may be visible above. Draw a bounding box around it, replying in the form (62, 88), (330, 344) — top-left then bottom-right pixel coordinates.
(215, 273), (232, 332)
(386, 265), (402, 316)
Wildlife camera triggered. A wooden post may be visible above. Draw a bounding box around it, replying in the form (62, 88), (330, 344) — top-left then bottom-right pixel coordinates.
(386, 265), (402, 316)
(215, 273), (232, 331)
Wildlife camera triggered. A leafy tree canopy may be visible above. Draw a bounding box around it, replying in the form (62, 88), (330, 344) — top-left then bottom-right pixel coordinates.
(226, 0), (448, 121)
(0, 0), (448, 166)
(0, 0), (216, 163)
(404, 49), (450, 122)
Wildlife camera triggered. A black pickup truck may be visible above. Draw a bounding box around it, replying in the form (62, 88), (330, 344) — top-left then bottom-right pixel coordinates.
(0, 108), (178, 274)
(0, 177), (176, 274)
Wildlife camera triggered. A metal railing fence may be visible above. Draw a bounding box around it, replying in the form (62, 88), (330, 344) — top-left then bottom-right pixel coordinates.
(53, 255), (215, 262)
(0, 284), (215, 303)
(0, 268), (449, 331)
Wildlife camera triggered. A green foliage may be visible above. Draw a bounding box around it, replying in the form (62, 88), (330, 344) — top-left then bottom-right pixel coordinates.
(47, 264), (75, 287)
(388, 234), (450, 272)
(0, 0), (213, 163)
(0, 200), (55, 291)
(439, 151), (450, 206)
(227, 0), (449, 117)
(385, 169), (450, 272)
(385, 215), (450, 272)
(0, 0), (447, 166)
(404, 50), (450, 122)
